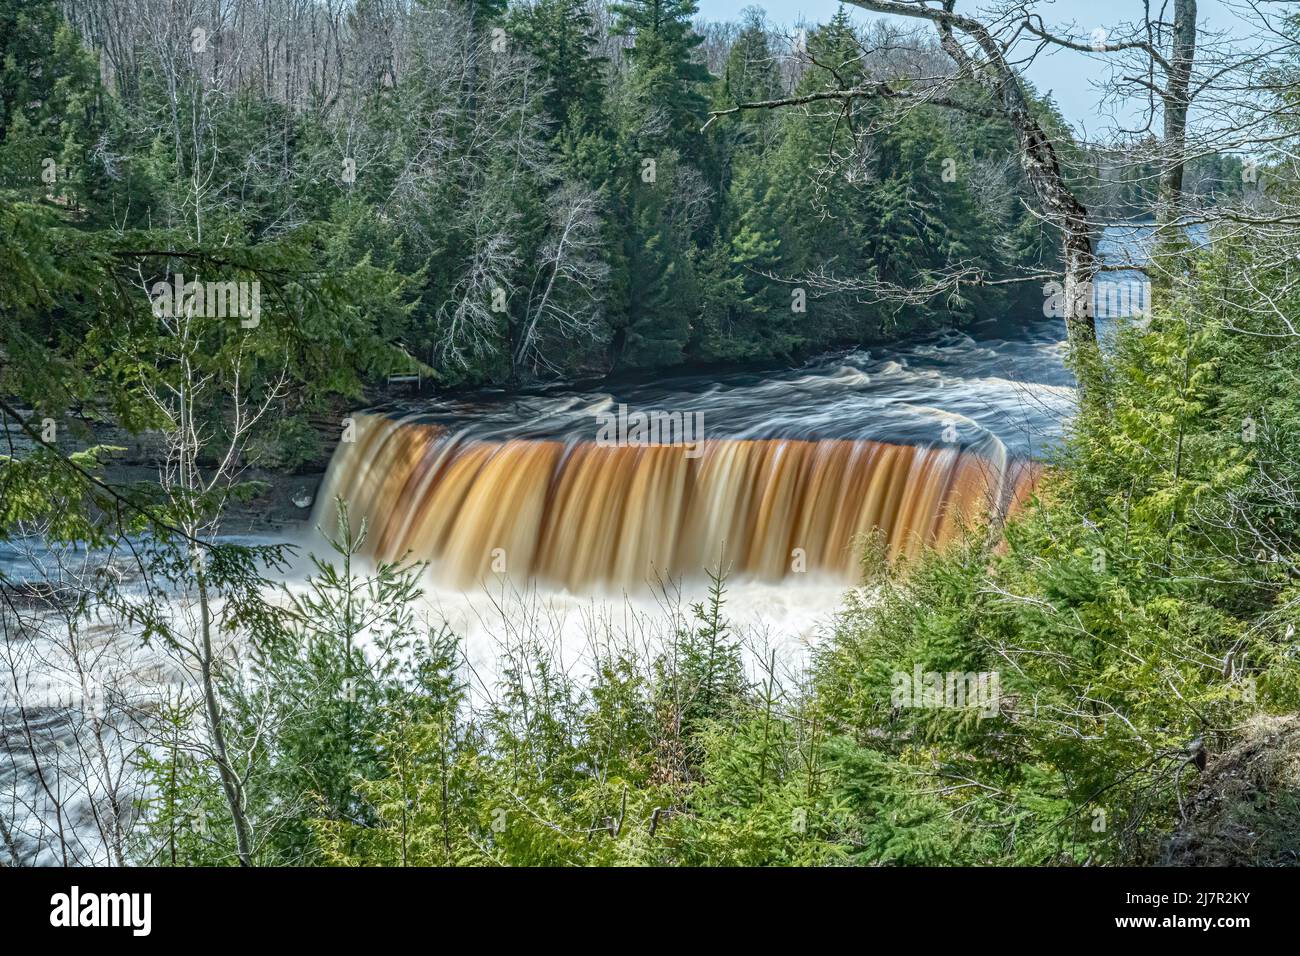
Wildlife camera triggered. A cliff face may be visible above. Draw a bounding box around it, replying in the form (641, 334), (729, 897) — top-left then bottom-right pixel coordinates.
(1163, 716), (1300, 867)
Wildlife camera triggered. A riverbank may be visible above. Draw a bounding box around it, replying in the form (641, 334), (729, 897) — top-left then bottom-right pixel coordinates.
(0, 406), (330, 535)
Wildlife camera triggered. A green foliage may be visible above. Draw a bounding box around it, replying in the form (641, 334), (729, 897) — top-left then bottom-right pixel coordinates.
(244, 505), (427, 859)
(612, 0), (712, 158)
(133, 696), (241, 867)
(812, 238), (1300, 865)
(0, 0), (112, 215)
(509, 0), (609, 138)
(666, 566), (747, 742)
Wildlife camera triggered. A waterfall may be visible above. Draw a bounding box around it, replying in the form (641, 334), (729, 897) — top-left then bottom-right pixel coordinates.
(312, 413), (1038, 590)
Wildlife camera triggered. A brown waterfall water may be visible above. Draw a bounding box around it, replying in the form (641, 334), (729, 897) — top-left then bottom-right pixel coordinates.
(315, 413), (1040, 591)
(306, 321), (1075, 594)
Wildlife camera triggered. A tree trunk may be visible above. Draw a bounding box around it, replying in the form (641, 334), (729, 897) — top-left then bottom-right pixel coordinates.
(935, 5), (1101, 362)
(196, 564), (254, 866)
(1063, 220), (1099, 356)
(1160, 0), (1198, 223)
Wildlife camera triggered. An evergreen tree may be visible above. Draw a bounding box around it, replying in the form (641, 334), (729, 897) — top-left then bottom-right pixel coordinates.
(613, 0), (712, 157)
(713, 7), (782, 169)
(0, 2), (111, 216)
(617, 168), (698, 368)
(696, 159), (789, 360)
(606, 0), (715, 368)
(509, 0), (609, 138)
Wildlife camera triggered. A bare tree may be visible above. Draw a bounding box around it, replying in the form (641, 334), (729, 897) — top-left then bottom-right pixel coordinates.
(0, 531), (162, 866)
(514, 183), (610, 375)
(1018, 1), (1200, 223)
(110, 267), (292, 865)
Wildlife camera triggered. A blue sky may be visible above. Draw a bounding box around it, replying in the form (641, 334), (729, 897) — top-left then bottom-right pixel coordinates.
(694, 0), (1250, 133)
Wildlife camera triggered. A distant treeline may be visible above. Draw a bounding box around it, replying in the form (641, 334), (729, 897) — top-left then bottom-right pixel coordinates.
(2, 0), (1244, 387)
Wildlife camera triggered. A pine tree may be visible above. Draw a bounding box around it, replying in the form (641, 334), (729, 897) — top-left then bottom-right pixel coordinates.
(618, 188), (697, 367)
(0, 3), (111, 217)
(613, 0), (712, 157)
(696, 159), (789, 360)
(509, 0), (609, 138)
(715, 9), (782, 159)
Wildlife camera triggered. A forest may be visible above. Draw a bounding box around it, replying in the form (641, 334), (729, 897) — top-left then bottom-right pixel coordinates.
(2, 0), (1300, 872)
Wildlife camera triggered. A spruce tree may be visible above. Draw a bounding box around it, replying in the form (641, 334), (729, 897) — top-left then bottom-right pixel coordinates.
(509, 0), (609, 137)
(613, 0), (712, 157)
